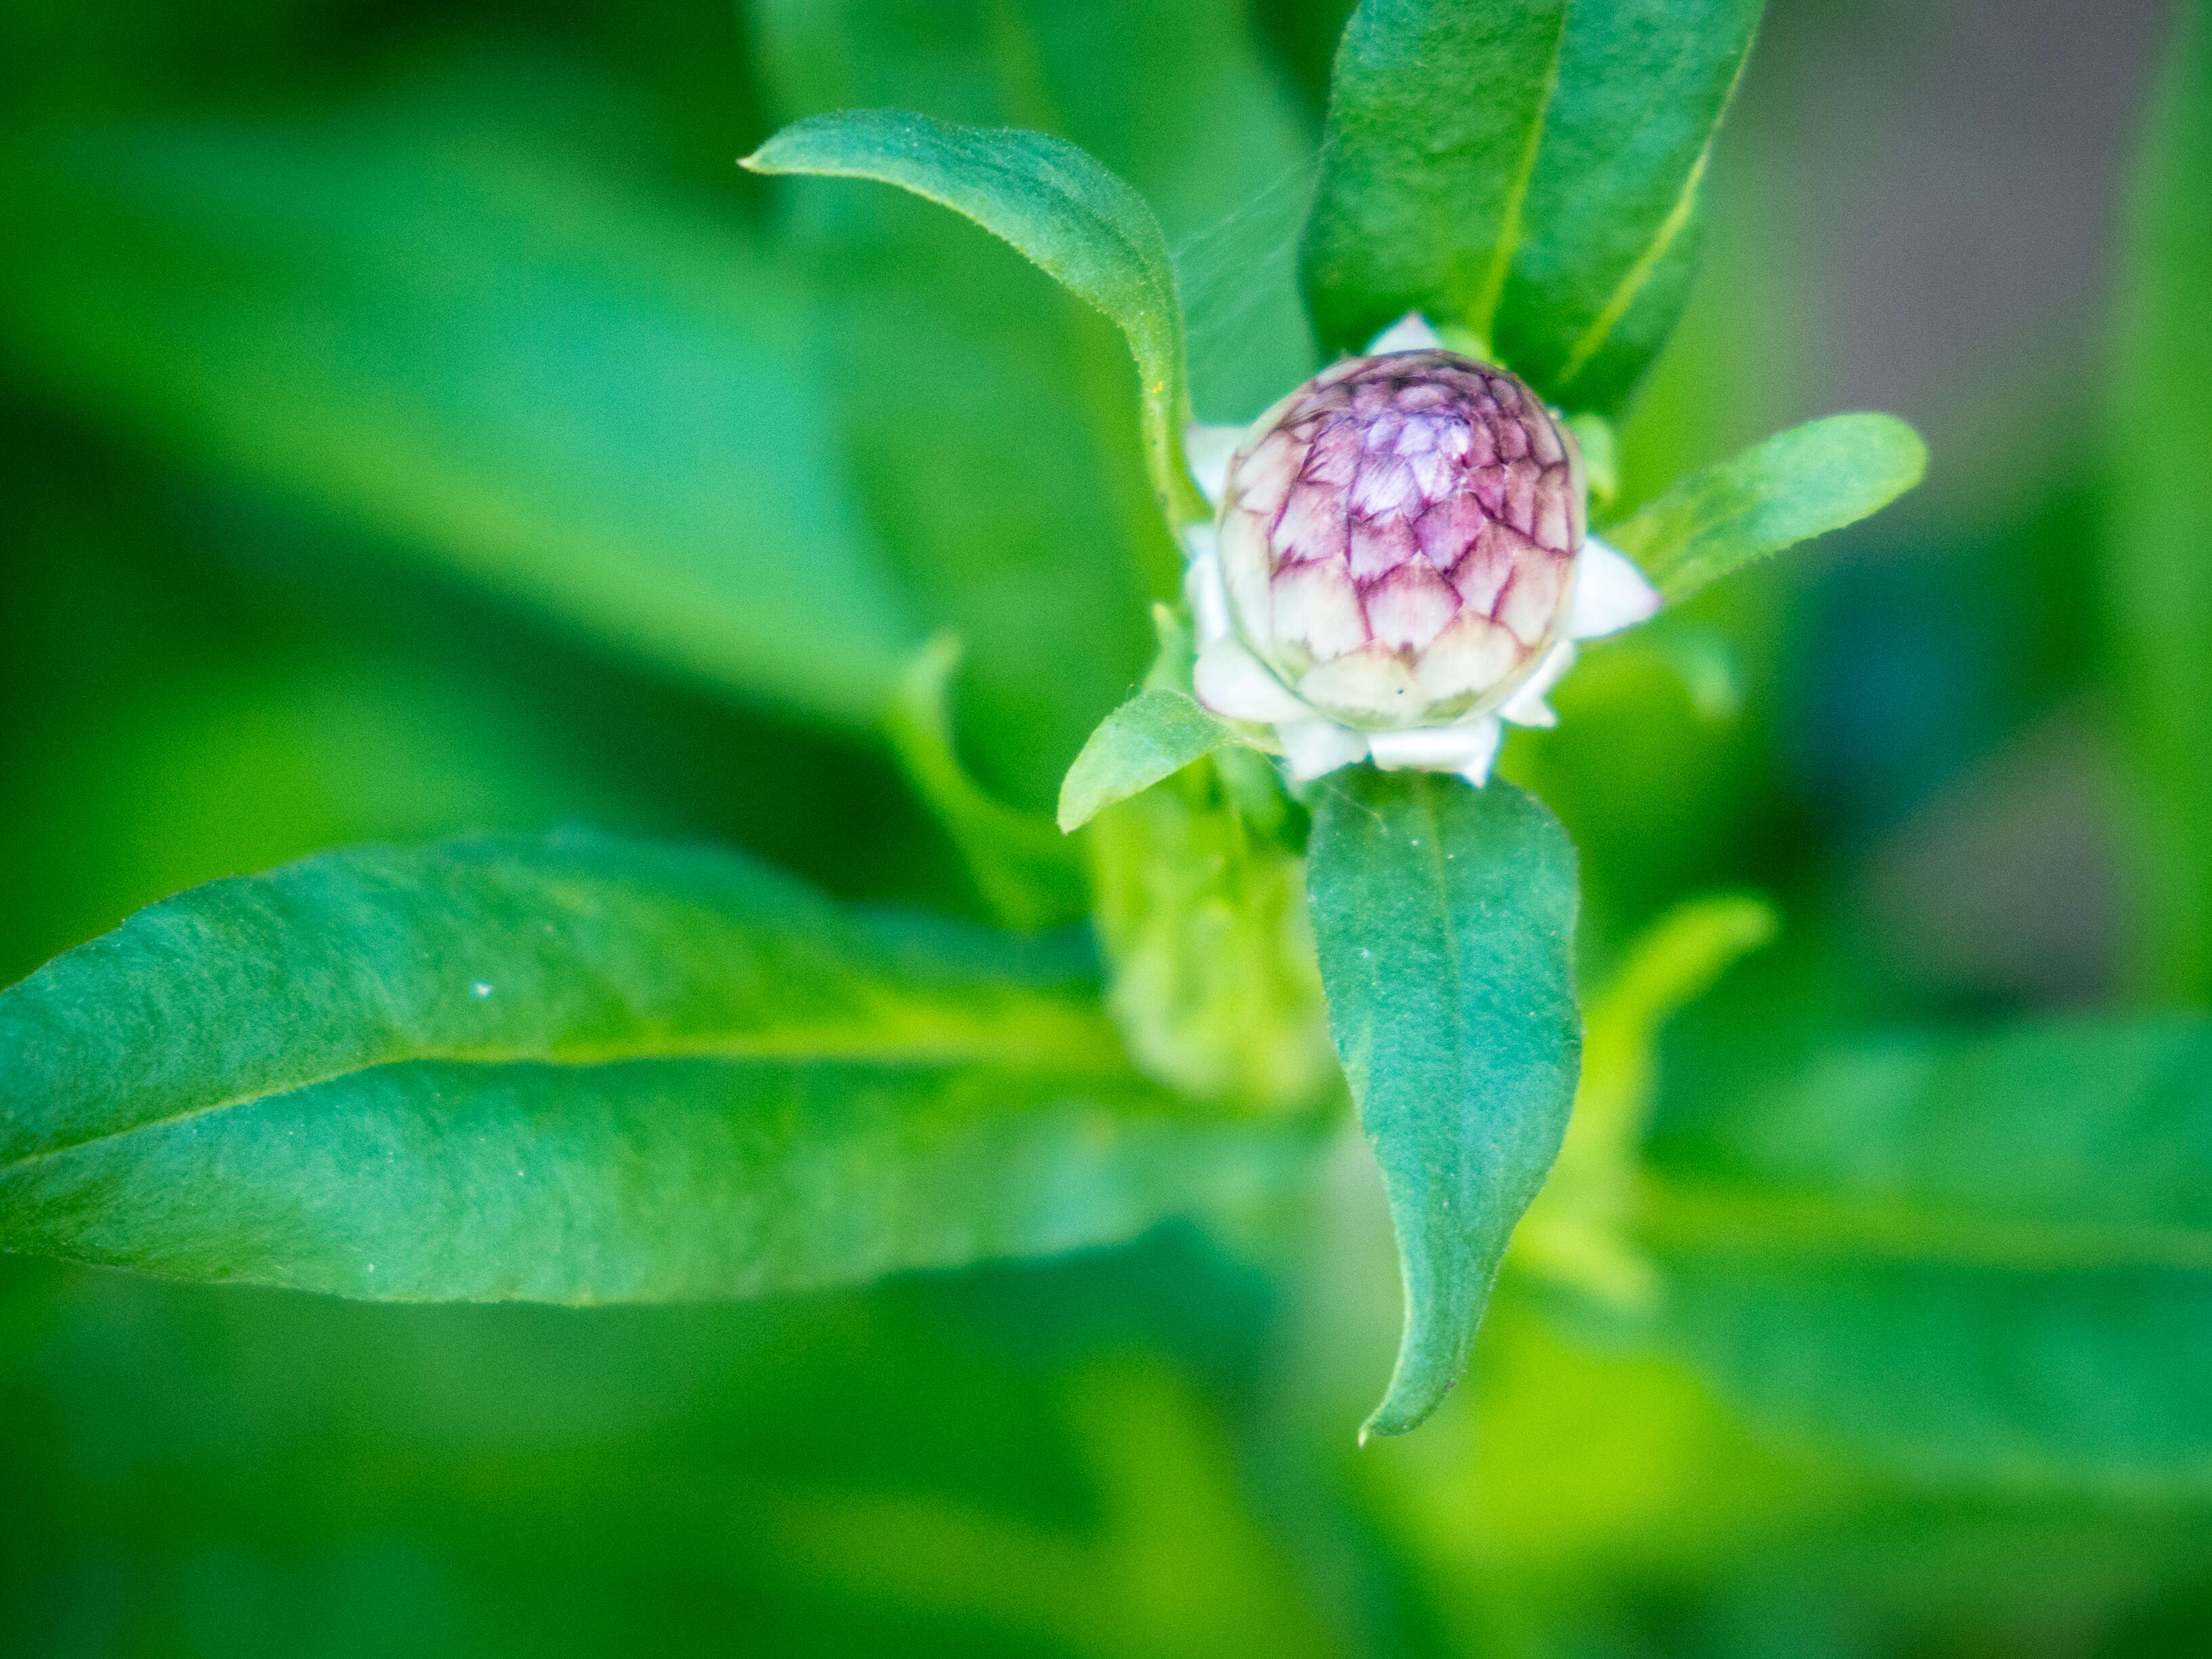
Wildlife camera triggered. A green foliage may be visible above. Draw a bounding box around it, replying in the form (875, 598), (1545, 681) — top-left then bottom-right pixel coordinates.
(0, 100), (915, 731)
(0, 831), (1310, 1297)
(745, 107), (1208, 526)
(1301, 0), (1570, 360)
(885, 634), (1089, 928)
(6, 0), (2186, 1648)
(1306, 770), (1581, 1438)
(1301, 0), (1761, 414)
(1648, 1016), (2212, 1490)
(1492, 0), (1764, 414)
(1058, 690), (1232, 833)
(1085, 756), (1337, 1114)
(1605, 413), (1929, 603)
(1516, 892), (1777, 1306)
(2110, 0), (2212, 1001)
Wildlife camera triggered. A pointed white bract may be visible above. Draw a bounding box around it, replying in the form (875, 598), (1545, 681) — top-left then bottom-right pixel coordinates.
(1365, 311), (1446, 355)
(1178, 315), (1664, 786)
(1568, 536), (1664, 639)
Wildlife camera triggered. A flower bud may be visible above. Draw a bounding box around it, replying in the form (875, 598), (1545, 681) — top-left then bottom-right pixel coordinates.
(1213, 352), (1585, 729)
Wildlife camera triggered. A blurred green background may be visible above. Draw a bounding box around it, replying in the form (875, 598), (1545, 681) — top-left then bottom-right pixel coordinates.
(5, 0), (2210, 1654)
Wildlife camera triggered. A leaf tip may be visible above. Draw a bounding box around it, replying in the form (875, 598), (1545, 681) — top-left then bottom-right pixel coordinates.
(1053, 788), (1093, 836)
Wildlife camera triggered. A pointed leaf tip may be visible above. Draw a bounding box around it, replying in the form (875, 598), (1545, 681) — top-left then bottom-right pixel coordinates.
(1056, 689), (1232, 833)
(1306, 769), (1582, 1438)
(744, 108), (1205, 526)
(1607, 411), (1927, 605)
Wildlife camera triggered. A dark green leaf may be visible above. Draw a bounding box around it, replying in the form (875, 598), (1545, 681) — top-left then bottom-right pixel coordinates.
(1493, 0), (1763, 413)
(0, 831), (1312, 1298)
(1605, 413), (1927, 604)
(1058, 690), (1232, 833)
(1306, 770), (1581, 1438)
(2110, 0), (2212, 1001)
(0, 102), (915, 730)
(745, 108), (1207, 525)
(1647, 1016), (2212, 1490)
(1300, 0), (1571, 358)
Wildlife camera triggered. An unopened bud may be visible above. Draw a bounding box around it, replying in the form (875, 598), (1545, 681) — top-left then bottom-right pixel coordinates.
(1213, 352), (1585, 729)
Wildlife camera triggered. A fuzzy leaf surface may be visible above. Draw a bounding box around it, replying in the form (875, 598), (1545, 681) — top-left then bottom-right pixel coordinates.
(1606, 413), (1927, 604)
(1058, 690), (1232, 833)
(1306, 770), (1581, 1437)
(1648, 1016), (2212, 1490)
(745, 108), (1207, 524)
(0, 831), (1310, 1299)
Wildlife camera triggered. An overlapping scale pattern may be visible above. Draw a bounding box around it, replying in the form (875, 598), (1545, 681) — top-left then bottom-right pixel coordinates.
(1216, 352), (1585, 729)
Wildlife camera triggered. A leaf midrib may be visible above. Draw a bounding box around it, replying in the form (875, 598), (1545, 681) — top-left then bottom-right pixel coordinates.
(1468, 5), (1570, 343)
(1, 1007), (1137, 1177)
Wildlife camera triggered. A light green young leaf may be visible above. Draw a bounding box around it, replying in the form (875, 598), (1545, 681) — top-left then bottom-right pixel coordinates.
(1647, 1016), (2212, 1491)
(1300, 0), (1571, 358)
(1058, 690), (1232, 833)
(745, 108), (1208, 526)
(1087, 754), (1337, 1116)
(1606, 413), (1928, 604)
(0, 831), (1314, 1299)
(883, 634), (1089, 930)
(2110, 0), (2212, 1001)
(1493, 0), (1764, 413)
(1514, 892), (1776, 1307)
(1306, 770), (1582, 1439)
(0, 104), (915, 731)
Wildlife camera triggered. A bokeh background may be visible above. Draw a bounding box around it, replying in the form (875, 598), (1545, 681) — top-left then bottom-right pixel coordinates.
(4, 1), (2207, 1654)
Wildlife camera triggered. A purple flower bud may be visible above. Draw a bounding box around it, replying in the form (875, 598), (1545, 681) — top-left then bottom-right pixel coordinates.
(1214, 352), (1586, 730)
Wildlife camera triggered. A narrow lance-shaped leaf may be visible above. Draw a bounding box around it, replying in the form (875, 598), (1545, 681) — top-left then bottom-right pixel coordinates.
(1493, 0), (1765, 413)
(2108, 0), (2212, 1001)
(745, 109), (1209, 526)
(1307, 770), (1582, 1439)
(0, 100), (915, 730)
(1646, 1015), (2212, 1491)
(1605, 413), (1927, 604)
(0, 830), (1316, 1299)
(1058, 689), (1232, 833)
(1301, 0), (1571, 358)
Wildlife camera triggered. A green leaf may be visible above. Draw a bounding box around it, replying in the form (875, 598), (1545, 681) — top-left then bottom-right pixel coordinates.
(0, 98), (915, 730)
(1514, 892), (1776, 1307)
(0, 831), (1314, 1299)
(1605, 413), (1928, 604)
(1058, 690), (1232, 833)
(745, 108), (1207, 526)
(1299, 0), (1761, 406)
(2110, 0), (2212, 1001)
(1488, 0), (1763, 412)
(1301, 0), (1571, 358)
(883, 634), (1089, 929)
(1087, 755), (1337, 1114)
(1646, 1016), (2212, 1490)
(1306, 770), (1582, 1438)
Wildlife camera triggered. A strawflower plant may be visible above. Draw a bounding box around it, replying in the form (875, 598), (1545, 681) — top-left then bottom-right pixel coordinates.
(2, 0), (1928, 1440)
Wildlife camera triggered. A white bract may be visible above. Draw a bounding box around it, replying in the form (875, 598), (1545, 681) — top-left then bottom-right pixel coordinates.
(1183, 314), (1662, 785)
